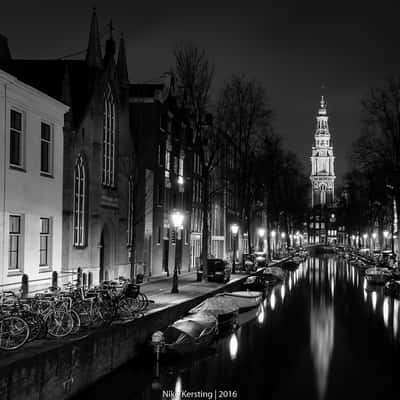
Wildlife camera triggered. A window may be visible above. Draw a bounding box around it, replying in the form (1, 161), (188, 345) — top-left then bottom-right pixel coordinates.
(178, 154), (184, 184)
(102, 85), (116, 187)
(165, 137), (172, 179)
(9, 215), (22, 271)
(41, 122), (52, 175)
(157, 183), (163, 205)
(73, 155), (86, 247)
(40, 218), (51, 267)
(10, 109), (23, 167)
(127, 176), (134, 246)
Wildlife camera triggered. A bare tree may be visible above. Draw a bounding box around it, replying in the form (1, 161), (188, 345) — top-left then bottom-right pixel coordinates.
(217, 74), (273, 253)
(172, 42), (220, 279)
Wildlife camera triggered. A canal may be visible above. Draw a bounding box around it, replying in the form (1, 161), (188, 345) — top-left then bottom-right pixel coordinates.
(73, 254), (400, 400)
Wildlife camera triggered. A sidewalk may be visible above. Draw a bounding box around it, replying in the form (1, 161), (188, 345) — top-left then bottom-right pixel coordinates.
(139, 271), (248, 315)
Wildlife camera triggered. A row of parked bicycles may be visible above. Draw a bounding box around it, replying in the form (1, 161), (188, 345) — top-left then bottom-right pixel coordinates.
(0, 278), (151, 351)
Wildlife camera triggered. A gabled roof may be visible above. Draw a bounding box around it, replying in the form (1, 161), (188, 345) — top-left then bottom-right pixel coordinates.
(0, 59), (90, 127)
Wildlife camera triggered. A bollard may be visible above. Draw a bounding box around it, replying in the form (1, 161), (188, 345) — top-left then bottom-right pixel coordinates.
(21, 274), (29, 298)
(52, 271), (58, 290)
(88, 272), (93, 288)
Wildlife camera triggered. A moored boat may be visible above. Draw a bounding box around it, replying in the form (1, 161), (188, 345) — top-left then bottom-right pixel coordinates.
(365, 267), (392, 285)
(188, 297), (239, 331)
(216, 291), (263, 312)
(243, 275), (268, 291)
(162, 313), (218, 355)
(263, 266), (286, 283)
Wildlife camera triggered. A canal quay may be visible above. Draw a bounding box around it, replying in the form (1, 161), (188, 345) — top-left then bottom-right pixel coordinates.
(73, 253), (400, 400)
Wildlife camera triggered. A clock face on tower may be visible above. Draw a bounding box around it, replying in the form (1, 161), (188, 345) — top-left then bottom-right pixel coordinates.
(310, 96), (335, 207)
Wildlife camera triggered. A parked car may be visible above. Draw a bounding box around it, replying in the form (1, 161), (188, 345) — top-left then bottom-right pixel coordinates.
(205, 259), (231, 283)
(253, 252), (268, 268)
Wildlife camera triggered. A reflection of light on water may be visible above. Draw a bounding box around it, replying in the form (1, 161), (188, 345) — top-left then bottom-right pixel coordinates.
(310, 304), (334, 400)
(364, 290), (367, 302)
(372, 291), (377, 312)
(363, 279), (367, 291)
(270, 292), (276, 310)
(394, 300), (399, 338)
(383, 297), (389, 328)
(229, 333), (238, 360)
(258, 305), (265, 324)
(281, 285), (285, 301)
(263, 298), (268, 308)
(330, 279), (334, 296)
(289, 276), (292, 291)
(174, 376), (182, 400)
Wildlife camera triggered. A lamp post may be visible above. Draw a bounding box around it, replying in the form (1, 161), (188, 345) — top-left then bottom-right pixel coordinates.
(384, 230), (389, 250)
(258, 228), (265, 252)
(171, 210), (184, 294)
(372, 232), (377, 251)
(271, 230), (276, 259)
(363, 233), (368, 248)
(231, 224), (239, 274)
(281, 232), (286, 255)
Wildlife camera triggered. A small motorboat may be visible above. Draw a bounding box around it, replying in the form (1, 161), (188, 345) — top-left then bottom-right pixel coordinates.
(188, 296), (239, 331)
(216, 291), (263, 312)
(365, 267), (392, 285)
(243, 275), (268, 291)
(384, 280), (400, 298)
(282, 260), (299, 271)
(263, 266), (286, 283)
(162, 313), (218, 355)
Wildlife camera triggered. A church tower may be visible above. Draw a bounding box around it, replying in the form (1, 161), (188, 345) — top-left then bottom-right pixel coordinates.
(310, 96), (335, 207)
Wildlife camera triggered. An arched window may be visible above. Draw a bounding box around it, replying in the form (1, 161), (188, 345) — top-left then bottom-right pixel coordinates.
(320, 184), (327, 205)
(102, 84), (116, 187)
(73, 155), (86, 247)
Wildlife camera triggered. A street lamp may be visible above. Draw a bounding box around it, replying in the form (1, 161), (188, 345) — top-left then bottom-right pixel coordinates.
(258, 228), (265, 252)
(363, 233), (368, 248)
(171, 210), (184, 294)
(231, 224), (239, 274)
(372, 232), (377, 250)
(384, 230), (389, 250)
(271, 230), (276, 258)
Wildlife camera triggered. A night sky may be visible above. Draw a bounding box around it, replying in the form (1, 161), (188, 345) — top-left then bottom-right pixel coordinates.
(2, 0), (400, 183)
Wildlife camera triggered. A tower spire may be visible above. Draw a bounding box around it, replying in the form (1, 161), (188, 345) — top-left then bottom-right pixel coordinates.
(104, 19), (116, 65)
(117, 33), (129, 86)
(86, 7), (103, 69)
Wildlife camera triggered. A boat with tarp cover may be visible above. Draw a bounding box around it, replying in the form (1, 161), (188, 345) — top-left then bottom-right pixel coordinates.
(162, 313), (218, 355)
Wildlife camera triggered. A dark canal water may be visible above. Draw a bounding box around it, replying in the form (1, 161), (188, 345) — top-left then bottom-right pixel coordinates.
(74, 255), (400, 400)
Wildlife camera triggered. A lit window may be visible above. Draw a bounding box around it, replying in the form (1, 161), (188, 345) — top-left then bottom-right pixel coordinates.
(40, 218), (51, 267)
(73, 155), (86, 247)
(41, 122), (52, 175)
(9, 215), (22, 270)
(102, 85), (116, 187)
(10, 109), (24, 167)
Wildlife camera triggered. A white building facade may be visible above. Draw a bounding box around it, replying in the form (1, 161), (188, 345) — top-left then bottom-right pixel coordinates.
(0, 69), (68, 291)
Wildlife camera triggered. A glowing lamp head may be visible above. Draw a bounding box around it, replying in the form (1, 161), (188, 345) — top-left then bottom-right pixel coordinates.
(281, 232), (286, 239)
(384, 230), (389, 238)
(372, 233), (377, 239)
(258, 228), (265, 238)
(231, 224), (239, 236)
(271, 230), (276, 238)
(363, 233), (368, 239)
(171, 210), (184, 229)
(177, 176), (184, 185)
(351, 235), (356, 240)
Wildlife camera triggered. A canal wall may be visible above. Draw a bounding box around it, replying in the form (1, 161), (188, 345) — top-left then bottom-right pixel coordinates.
(0, 258), (290, 400)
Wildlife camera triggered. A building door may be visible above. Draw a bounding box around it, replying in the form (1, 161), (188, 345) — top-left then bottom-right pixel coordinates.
(162, 239), (169, 275)
(99, 226), (111, 282)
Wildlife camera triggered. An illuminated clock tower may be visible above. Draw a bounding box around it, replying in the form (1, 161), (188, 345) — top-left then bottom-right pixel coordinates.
(310, 96), (335, 207)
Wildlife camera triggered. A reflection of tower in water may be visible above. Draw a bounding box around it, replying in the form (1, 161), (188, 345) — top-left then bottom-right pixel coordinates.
(309, 257), (335, 400)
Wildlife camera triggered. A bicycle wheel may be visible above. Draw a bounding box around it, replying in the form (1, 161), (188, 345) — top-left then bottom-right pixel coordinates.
(0, 316), (30, 350)
(45, 309), (73, 337)
(70, 309), (81, 334)
(137, 293), (149, 311)
(23, 311), (44, 342)
(118, 297), (140, 319)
